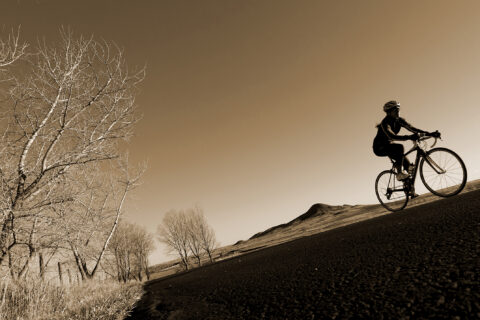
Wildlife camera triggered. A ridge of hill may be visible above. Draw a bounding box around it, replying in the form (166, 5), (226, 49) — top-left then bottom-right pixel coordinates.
(249, 203), (353, 240)
(245, 178), (480, 244)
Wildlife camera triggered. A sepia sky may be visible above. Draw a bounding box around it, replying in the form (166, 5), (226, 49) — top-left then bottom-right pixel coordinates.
(3, 0), (480, 264)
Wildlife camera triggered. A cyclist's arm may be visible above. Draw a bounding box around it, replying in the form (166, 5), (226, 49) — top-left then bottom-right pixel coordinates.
(380, 122), (412, 141)
(399, 118), (428, 134)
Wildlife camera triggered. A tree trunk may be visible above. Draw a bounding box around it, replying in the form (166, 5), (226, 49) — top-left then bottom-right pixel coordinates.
(88, 184), (128, 278)
(207, 250), (213, 263)
(68, 181), (130, 281)
(143, 256), (151, 280)
(126, 254), (131, 281)
(0, 215), (14, 267)
(181, 248), (189, 270)
(181, 257), (189, 270)
(114, 248), (122, 282)
(71, 247), (86, 281)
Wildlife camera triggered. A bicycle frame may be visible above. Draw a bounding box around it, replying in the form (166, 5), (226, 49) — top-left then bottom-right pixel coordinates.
(403, 145), (423, 191)
(377, 133), (466, 211)
(389, 136), (441, 198)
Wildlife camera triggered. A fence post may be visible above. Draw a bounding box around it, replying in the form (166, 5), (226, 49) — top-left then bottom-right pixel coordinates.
(58, 262), (63, 285)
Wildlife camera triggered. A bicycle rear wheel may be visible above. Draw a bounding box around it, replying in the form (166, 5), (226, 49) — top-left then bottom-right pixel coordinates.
(420, 147), (467, 197)
(375, 170), (409, 212)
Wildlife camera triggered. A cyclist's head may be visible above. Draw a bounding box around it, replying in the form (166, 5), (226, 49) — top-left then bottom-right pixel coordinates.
(383, 100), (400, 113)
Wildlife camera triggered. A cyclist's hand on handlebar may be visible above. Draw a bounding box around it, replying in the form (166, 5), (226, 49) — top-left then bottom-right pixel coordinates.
(429, 130), (441, 138)
(409, 133), (420, 141)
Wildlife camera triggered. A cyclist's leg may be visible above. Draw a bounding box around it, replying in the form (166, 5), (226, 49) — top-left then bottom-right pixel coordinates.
(385, 143), (404, 173)
(373, 145), (388, 157)
(374, 143), (409, 177)
(402, 157), (411, 172)
(402, 154), (411, 172)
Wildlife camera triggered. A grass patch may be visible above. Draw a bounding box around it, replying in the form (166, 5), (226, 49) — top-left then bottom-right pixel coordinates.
(0, 277), (144, 320)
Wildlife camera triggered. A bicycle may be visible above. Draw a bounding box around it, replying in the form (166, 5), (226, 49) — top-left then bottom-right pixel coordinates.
(375, 131), (467, 211)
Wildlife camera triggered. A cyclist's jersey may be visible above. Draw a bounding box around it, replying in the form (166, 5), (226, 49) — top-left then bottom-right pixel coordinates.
(373, 116), (426, 149)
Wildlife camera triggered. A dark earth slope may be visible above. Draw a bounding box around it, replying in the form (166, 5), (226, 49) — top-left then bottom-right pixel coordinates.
(127, 190), (480, 319)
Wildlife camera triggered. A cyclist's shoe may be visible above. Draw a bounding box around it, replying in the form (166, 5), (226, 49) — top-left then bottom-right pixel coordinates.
(396, 172), (409, 181)
(407, 164), (415, 175)
(408, 186), (419, 198)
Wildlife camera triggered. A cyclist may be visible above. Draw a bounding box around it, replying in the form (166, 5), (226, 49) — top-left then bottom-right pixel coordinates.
(373, 100), (430, 181)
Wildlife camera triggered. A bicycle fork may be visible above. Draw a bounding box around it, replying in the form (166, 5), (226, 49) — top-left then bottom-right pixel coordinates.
(424, 156), (447, 174)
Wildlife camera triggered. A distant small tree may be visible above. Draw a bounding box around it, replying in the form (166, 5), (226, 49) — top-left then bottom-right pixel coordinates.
(191, 206), (218, 263)
(157, 210), (190, 270)
(108, 221), (131, 282)
(130, 223), (155, 281)
(186, 208), (203, 266)
(187, 206), (217, 265)
(157, 207), (218, 269)
(108, 221), (153, 282)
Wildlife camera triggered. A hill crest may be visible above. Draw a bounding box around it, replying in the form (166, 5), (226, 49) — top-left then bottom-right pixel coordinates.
(249, 203), (352, 240)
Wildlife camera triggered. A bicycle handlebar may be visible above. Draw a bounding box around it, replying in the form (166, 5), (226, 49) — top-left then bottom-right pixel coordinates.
(414, 131), (441, 149)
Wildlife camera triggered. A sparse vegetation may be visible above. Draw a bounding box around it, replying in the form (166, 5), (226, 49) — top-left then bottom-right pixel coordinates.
(0, 278), (143, 320)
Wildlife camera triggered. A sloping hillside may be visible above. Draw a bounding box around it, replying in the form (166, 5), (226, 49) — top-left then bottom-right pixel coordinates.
(216, 178), (480, 261)
(150, 179), (480, 277)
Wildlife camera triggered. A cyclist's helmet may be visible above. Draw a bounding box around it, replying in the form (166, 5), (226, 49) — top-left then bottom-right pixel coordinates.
(383, 100), (400, 112)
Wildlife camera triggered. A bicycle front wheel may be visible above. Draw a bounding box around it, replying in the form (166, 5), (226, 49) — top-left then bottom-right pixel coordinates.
(375, 170), (409, 212)
(420, 147), (467, 197)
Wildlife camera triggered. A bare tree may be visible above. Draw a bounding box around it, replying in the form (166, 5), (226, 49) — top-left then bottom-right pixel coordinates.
(157, 210), (190, 270)
(186, 208), (203, 266)
(108, 220), (132, 282)
(132, 223), (155, 280)
(189, 206), (218, 263)
(107, 220), (154, 282)
(157, 207), (218, 270)
(0, 29), (144, 274)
